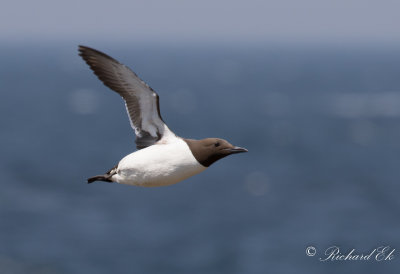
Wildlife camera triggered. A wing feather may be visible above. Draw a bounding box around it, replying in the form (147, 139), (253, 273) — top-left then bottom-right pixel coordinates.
(78, 45), (174, 149)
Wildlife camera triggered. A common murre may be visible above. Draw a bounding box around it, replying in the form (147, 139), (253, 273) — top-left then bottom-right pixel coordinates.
(79, 46), (248, 187)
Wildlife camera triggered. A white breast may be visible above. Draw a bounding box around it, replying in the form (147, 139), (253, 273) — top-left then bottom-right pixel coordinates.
(112, 138), (207, 187)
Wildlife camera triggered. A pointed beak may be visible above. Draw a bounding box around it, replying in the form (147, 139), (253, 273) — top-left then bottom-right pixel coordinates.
(226, 146), (248, 154)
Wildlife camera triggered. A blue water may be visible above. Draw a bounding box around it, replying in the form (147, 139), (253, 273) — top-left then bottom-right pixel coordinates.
(1, 43), (400, 273)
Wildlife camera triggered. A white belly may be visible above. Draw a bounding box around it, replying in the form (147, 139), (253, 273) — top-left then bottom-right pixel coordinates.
(112, 138), (206, 187)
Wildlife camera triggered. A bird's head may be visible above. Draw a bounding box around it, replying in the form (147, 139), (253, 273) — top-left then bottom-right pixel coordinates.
(184, 138), (248, 167)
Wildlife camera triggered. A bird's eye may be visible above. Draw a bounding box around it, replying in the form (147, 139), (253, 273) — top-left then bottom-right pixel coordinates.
(214, 142), (220, 147)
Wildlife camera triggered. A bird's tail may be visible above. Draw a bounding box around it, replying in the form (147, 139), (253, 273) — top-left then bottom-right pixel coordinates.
(87, 165), (117, 184)
(87, 175), (113, 184)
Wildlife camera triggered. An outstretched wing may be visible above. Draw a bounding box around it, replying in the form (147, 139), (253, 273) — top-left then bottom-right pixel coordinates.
(78, 45), (174, 149)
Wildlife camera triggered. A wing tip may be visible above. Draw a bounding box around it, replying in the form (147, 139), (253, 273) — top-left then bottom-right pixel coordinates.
(77, 45), (90, 57)
(77, 45), (119, 64)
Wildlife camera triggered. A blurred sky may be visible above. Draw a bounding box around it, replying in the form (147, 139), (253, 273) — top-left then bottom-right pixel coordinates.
(2, 0), (400, 46)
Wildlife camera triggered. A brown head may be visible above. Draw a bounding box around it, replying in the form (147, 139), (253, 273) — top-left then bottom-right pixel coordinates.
(184, 138), (248, 167)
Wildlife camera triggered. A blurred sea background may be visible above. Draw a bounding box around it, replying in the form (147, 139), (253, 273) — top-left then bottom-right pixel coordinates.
(2, 1), (400, 273)
(2, 43), (400, 274)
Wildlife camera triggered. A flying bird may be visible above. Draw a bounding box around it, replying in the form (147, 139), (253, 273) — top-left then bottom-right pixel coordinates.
(78, 46), (247, 187)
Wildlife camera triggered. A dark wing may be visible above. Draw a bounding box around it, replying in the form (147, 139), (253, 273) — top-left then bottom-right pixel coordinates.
(78, 45), (175, 149)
